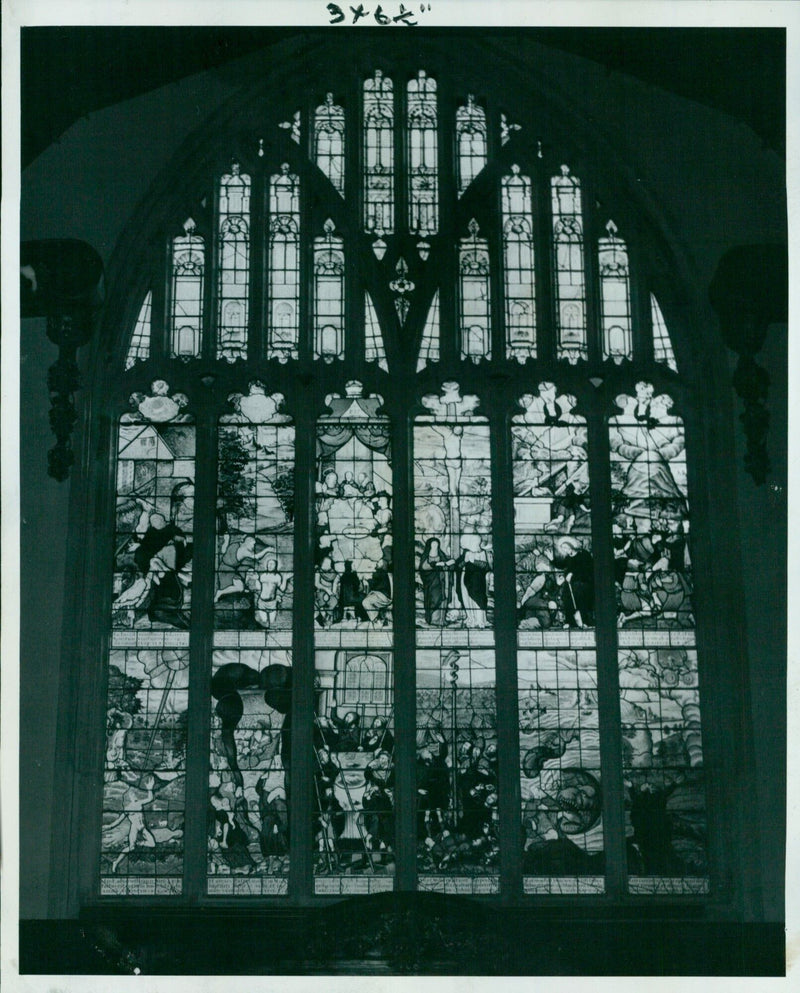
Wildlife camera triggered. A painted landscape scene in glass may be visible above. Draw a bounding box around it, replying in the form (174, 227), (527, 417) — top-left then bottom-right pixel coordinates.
(512, 383), (603, 893)
(313, 382), (395, 893)
(609, 383), (707, 893)
(414, 384), (499, 894)
(102, 381), (195, 894)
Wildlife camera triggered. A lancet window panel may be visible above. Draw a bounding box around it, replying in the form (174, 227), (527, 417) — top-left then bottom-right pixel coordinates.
(313, 220), (346, 363)
(502, 166), (537, 362)
(455, 95), (487, 197)
(170, 221), (205, 359)
(459, 220), (492, 363)
(267, 164), (301, 362)
(313, 93), (345, 196)
(511, 384), (604, 895)
(413, 384), (499, 896)
(407, 70), (439, 237)
(609, 384), (708, 894)
(102, 382), (195, 897)
(363, 70), (394, 235)
(598, 221), (633, 364)
(551, 166), (587, 364)
(313, 383), (396, 893)
(216, 162), (251, 362)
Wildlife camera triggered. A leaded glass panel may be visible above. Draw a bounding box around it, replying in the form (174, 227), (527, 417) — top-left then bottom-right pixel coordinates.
(208, 387), (295, 891)
(459, 220), (491, 362)
(363, 70), (394, 235)
(551, 166), (587, 364)
(455, 95), (487, 196)
(267, 164), (300, 362)
(609, 384), (692, 631)
(407, 70), (438, 237)
(313, 219), (345, 362)
(170, 220), (205, 359)
(314, 93), (345, 196)
(502, 165), (537, 362)
(313, 382), (395, 892)
(102, 382), (195, 895)
(208, 649), (292, 894)
(512, 385), (604, 894)
(609, 384), (707, 892)
(216, 162), (251, 362)
(214, 384), (294, 636)
(414, 384), (499, 895)
(598, 221), (632, 364)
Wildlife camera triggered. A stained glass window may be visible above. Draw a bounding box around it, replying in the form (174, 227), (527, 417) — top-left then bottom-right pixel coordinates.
(313, 93), (345, 196)
(414, 384), (499, 895)
(609, 384), (707, 894)
(417, 290), (440, 371)
(455, 95), (487, 196)
(512, 384), (604, 894)
(363, 70), (394, 235)
(598, 221), (632, 364)
(99, 62), (716, 910)
(651, 294), (678, 373)
(502, 165), (537, 362)
(216, 162), (251, 362)
(459, 219), (492, 362)
(102, 381), (194, 895)
(364, 292), (389, 372)
(313, 219), (345, 363)
(208, 384), (294, 894)
(551, 166), (587, 364)
(313, 382), (395, 895)
(126, 291), (152, 370)
(170, 220), (205, 359)
(407, 70), (438, 238)
(267, 165), (300, 362)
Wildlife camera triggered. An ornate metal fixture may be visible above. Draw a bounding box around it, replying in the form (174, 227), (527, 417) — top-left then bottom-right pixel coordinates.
(21, 239), (104, 480)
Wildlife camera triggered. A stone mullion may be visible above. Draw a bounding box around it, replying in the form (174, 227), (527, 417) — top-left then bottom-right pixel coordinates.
(488, 389), (523, 900)
(183, 398), (218, 901)
(289, 390), (317, 900)
(586, 393), (627, 899)
(387, 390), (417, 891)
